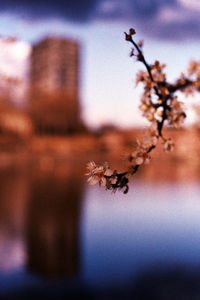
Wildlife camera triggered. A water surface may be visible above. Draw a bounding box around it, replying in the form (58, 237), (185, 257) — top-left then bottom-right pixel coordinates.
(0, 164), (200, 297)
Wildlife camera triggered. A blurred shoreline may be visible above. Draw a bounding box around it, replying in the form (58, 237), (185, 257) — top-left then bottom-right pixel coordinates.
(0, 127), (199, 182)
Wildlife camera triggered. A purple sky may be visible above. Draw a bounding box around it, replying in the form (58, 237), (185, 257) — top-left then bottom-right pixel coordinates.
(0, 0), (200, 128)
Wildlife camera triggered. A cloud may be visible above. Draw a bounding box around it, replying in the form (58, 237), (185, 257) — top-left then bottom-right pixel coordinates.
(96, 0), (200, 40)
(131, 0), (200, 40)
(177, 0), (200, 11)
(1, 0), (200, 40)
(94, 0), (200, 40)
(0, 0), (99, 21)
(154, 4), (200, 39)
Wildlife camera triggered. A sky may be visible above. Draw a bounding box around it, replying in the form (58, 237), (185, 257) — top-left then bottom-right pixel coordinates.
(0, 0), (200, 128)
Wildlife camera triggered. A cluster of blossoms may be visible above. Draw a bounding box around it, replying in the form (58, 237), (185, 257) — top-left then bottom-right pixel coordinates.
(86, 28), (200, 193)
(128, 122), (158, 166)
(86, 161), (129, 194)
(129, 140), (151, 166)
(86, 161), (115, 186)
(166, 96), (186, 128)
(187, 60), (200, 79)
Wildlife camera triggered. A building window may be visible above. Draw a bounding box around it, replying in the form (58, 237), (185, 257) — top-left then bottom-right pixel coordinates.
(59, 65), (67, 88)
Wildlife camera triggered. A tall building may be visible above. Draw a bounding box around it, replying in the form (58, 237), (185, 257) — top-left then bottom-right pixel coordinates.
(30, 36), (81, 134)
(30, 36), (79, 98)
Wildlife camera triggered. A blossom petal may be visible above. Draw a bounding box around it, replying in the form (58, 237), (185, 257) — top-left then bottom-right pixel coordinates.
(135, 157), (144, 165)
(104, 169), (113, 176)
(87, 176), (99, 185)
(99, 177), (106, 187)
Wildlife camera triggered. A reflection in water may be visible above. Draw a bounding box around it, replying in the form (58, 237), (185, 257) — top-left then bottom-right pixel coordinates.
(26, 165), (84, 279)
(0, 160), (200, 297)
(0, 169), (28, 273)
(0, 162), (84, 281)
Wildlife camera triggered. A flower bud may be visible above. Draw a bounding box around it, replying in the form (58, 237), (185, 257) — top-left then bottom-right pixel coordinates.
(138, 40), (143, 48)
(129, 28), (136, 35)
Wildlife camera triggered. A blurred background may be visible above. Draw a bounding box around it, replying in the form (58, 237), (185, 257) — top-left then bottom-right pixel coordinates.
(1, 0), (200, 299)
